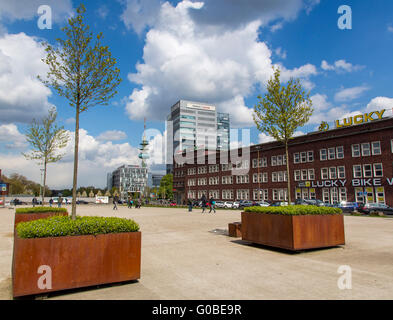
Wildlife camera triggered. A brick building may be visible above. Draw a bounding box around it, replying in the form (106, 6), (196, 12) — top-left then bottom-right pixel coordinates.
(173, 116), (393, 206)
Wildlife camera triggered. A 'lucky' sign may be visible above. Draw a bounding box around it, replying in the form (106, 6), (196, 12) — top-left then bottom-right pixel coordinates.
(335, 109), (385, 128)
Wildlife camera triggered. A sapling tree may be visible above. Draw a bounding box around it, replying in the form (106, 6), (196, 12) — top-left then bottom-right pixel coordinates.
(23, 107), (69, 204)
(39, 4), (122, 219)
(253, 68), (313, 203)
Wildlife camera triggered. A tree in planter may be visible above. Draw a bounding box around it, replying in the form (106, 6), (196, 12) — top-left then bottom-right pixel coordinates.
(253, 68), (313, 203)
(39, 4), (122, 219)
(23, 107), (69, 205)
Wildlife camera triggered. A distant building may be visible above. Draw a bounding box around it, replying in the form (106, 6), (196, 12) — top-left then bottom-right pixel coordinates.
(107, 165), (148, 199)
(148, 173), (165, 188)
(166, 100), (230, 173)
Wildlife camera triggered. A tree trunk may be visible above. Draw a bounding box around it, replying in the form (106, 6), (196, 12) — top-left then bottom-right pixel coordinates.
(285, 141), (292, 204)
(42, 160), (47, 205)
(71, 106), (80, 220)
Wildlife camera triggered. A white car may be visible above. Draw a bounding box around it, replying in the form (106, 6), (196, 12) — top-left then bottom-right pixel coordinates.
(232, 201), (240, 209)
(223, 201), (233, 208)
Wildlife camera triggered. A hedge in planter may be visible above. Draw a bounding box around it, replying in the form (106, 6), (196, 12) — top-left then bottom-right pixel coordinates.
(12, 216), (141, 298)
(14, 207), (68, 228)
(241, 205), (345, 251)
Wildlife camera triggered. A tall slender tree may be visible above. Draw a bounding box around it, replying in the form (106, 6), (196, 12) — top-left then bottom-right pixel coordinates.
(23, 107), (69, 204)
(253, 68), (313, 203)
(39, 4), (122, 219)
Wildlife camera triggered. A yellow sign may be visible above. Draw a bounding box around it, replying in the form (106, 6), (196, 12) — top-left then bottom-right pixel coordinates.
(335, 109), (385, 128)
(305, 181), (311, 187)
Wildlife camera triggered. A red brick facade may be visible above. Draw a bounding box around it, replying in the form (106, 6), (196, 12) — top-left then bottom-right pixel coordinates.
(173, 118), (393, 206)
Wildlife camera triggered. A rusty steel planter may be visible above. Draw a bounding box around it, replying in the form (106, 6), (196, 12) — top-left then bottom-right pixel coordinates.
(12, 232), (141, 297)
(228, 222), (242, 237)
(241, 212), (345, 251)
(14, 211), (68, 228)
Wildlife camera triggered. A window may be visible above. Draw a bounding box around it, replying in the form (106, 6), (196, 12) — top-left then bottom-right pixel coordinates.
(278, 171), (283, 182)
(353, 165), (362, 178)
(328, 148), (336, 160)
(372, 141), (381, 155)
(294, 170), (301, 181)
(271, 156), (277, 166)
(277, 155), (282, 166)
(361, 143), (371, 156)
(320, 149), (327, 161)
(261, 157), (267, 167)
(363, 164), (372, 178)
(301, 169), (308, 181)
(339, 188), (347, 202)
(307, 151), (314, 162)
(272, 172), (278, 182)
(322, 188), (330, 203)
(253, 173), (258, 183)
(283, 155), (287, 165)
(262, 172), (268, 183)
(329, 167), (337, 179)
(300, 152), (307, 163)
(352, 144), (360, 157)
(338, 166), (345, 179)
(330, 188), (339, 204)
(336, 146), (344, 159)
(308, 169), (315, 180)
(321, 168), (329, 180)
(373, 163), (383, 177)
(294, 153), (300, 164)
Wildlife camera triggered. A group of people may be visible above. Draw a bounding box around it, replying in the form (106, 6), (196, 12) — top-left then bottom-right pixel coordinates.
(112, 195), (142, 210)
(188, 195), (216, 213)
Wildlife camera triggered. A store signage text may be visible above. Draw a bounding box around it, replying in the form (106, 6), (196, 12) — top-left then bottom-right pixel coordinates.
(335, 109), (385, 128)
(299, 178), (393, 188)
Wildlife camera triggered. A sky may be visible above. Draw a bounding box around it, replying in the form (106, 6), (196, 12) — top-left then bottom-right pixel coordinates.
(0, 0), (393, 189)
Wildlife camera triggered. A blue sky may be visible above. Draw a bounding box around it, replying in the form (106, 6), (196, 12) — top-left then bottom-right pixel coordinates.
(0, 0), (392, 188)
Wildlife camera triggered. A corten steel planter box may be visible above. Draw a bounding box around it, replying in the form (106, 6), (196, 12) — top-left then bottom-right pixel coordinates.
(241, 212), (345, 251)
(14, 211), (68, 228)
(12, 232), (141, 297)
(228, 222), (242, 237)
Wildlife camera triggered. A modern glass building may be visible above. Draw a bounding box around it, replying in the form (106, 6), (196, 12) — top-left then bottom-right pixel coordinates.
(107, 165), (148, 199)
(166, 100), (230, 173)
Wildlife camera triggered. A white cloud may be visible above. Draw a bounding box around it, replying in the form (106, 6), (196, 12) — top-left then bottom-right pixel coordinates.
(65, 117), (75, 125)
(124, 1), (318, 127)
(334, 86), (370, 102)
(321, 59), (364, 73)
(121, 0), (162, 34)
(0, 123), (27, 149)
(365, 97), (393, 113)
(275, 47), (287, 59)
(388, 25), (393, 33)
(0, 32), (54, 124)
(96, 130), (127, 142)
(258, 133), (275, 144)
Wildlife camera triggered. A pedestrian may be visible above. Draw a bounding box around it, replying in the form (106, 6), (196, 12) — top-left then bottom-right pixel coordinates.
(49, 198), (53, 207)
(137, 198), (141, 209)
(32, 197), (37, 207)
(58, 196), (63, 208)
(113, 196), (118, 210)
(127, 197), (132, 209)
(209, 197), (216, 213)
(201, 195), (207, 213)
(188, 198), (193, 212)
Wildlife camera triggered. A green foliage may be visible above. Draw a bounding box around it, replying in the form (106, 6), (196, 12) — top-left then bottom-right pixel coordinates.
(22, 107), (69, 166)
(253, 67), (313, 143)
(16, 216), (140, 239)
(39, 3), (122, 219)
(159, 174), (173, 199)
(1, 173), (51, 196)
(244, 205), (342, 215)
(15, 207), (68, 214)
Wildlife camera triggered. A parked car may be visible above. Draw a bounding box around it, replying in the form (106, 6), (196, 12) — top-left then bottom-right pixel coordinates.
(358, 203), (393, 215)
(223, 201), (233, 208)
(11, 199), (28, 205)
(239, 200), (254, 209)
(336, 201), (360, 213)
(295, 199), (327, 207)
(76, 199), (89, 205)
(214, 201), (225, 208)
(253, 201), (270, 207)
(270, 202), (295, 207)
(170, 202), (177, 206)
(232, 201), (240, 209)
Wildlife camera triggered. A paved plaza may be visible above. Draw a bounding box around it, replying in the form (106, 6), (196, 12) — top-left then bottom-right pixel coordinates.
(0, 205), (393, 300)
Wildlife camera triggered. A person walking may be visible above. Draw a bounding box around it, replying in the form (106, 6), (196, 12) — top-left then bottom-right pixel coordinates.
(201, 195), (207, 213)
(49, 198), (53, 207)
(58, 196), (63, 208)
(32, 197), (37, 207)
(113, 196), (118, 210)
(127, 197), (132, 209)
(209, 197), (216, 213)
(188, 198), (193, 212)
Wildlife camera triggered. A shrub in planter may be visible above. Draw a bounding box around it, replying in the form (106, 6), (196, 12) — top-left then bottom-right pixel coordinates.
(14, 207), (68, 228)
(13, 216), (141, 298)
(241, 205), (345, 251)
